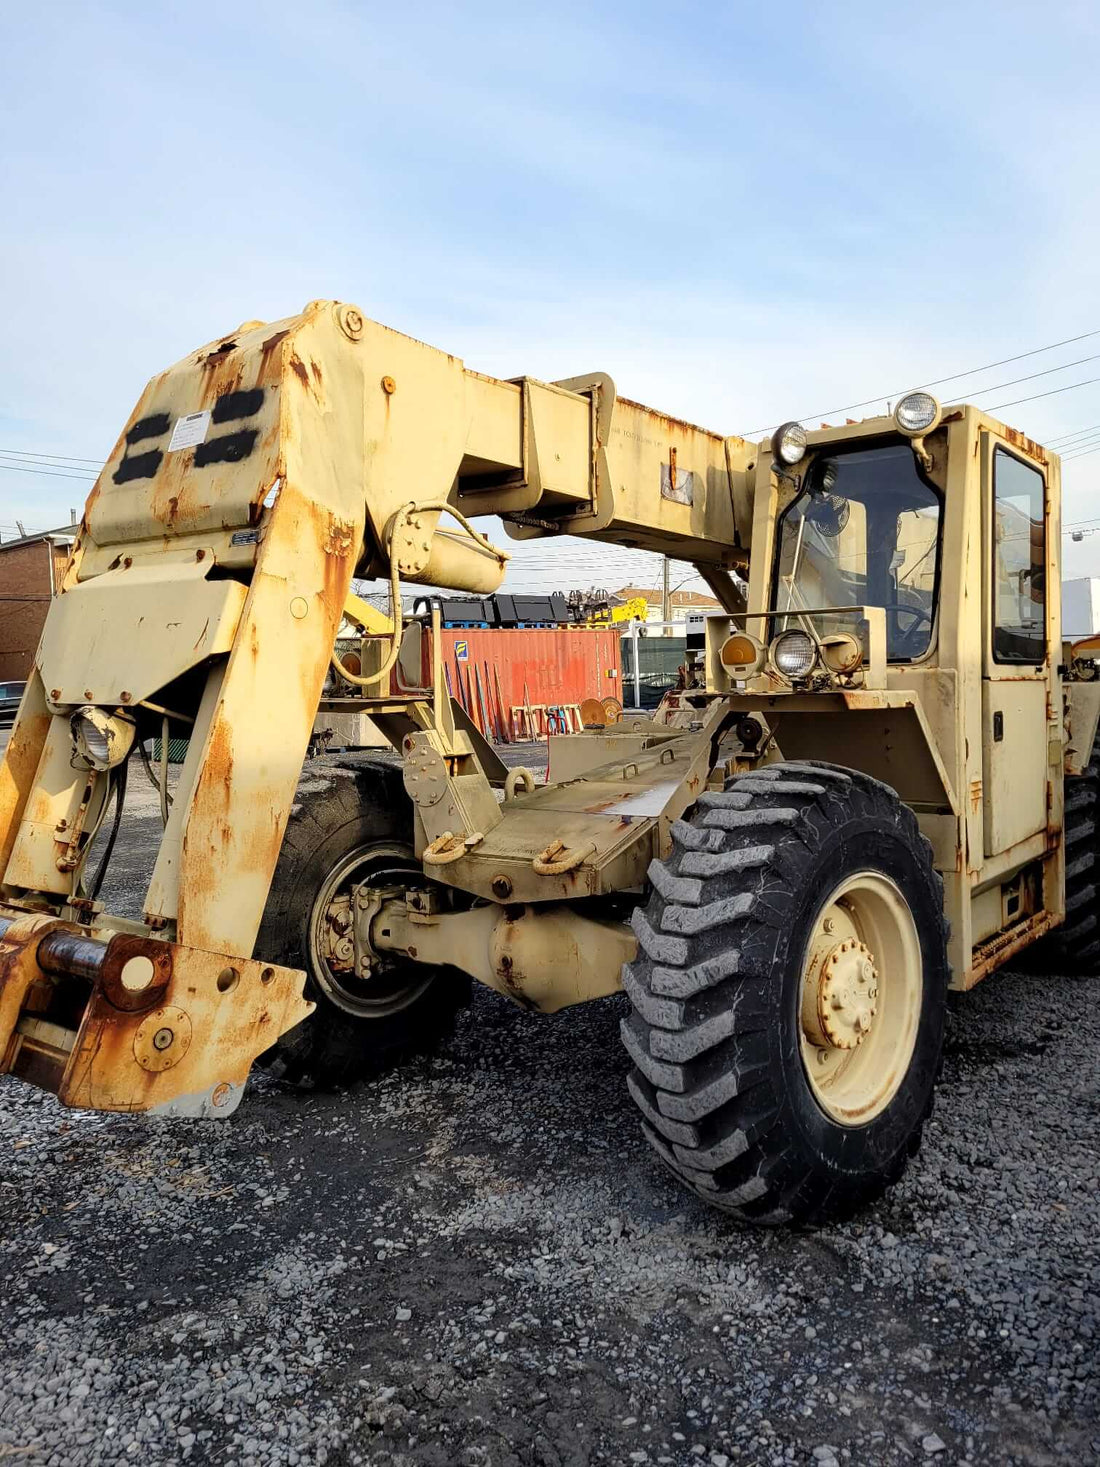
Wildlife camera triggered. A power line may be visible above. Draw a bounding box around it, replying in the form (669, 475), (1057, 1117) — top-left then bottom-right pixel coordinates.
(0, 446), (104, 465)
(0, 457), (97, 476)
(1061, 442), (1100, 463)
(1053, 425), (1100, 447)
(1055, 430), (1100, 458)
(743, 326), (1100, 434)
(946, 352), (1100, 403)
(985, 375), (1100, 413)
(0, 461), (101, 483)
(1046, 421), (1100, 446)
(1063, 507), (1100, 527)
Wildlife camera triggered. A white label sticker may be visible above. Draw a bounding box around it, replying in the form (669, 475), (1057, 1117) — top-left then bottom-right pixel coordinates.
(167, 410), (211, 452)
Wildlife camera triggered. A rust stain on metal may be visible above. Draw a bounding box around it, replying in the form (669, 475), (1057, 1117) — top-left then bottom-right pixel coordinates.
(323, 515), (356, 558)
(181, 721), (238, 910)
(259, 330), (290, 378)
(615, 395), (724, 443)
(0, 913), (72, 1082)
(98, 933), (174, 1013)
(1000, 425), (1048, 466)
(969, 778), (982, 815)
(493, 917), (537, 1010)
(0, 908), (312, 1115)
(202, 337), (238, 363)
(315, 505), (358, 619)
(966, 910), (1060, 987)
(289, 354), (310, 390)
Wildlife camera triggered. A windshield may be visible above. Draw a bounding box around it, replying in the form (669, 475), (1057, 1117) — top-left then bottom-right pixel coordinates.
(772, 442), (942, 661)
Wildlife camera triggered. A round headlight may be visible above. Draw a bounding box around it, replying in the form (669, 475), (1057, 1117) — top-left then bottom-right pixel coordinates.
(71, 706), (136, 771)
(771, 629), (817, 679)
(720, 632), (765, 676)
(893, 392), (942, 435)
(772, 421), (808, 467)
(820, 632), (863, 675)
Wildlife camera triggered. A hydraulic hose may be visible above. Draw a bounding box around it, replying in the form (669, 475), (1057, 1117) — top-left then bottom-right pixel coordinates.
(89, 757), (128, 902)
(330, 501), (509, 689)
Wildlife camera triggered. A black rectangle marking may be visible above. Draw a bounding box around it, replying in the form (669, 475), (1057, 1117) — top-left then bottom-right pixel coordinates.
(112, 449), (163, 484)
(126, 413), (170, 445)
(194, 428), (259, 467)
(212, 388), (264, 424)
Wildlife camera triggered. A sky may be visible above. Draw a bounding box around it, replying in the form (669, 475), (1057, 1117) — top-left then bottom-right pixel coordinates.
(2, 0), (1100, 591)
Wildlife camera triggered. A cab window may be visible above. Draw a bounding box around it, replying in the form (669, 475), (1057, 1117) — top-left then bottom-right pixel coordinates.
(772, 443), (943, 661)
(992, 448), (1046, 664)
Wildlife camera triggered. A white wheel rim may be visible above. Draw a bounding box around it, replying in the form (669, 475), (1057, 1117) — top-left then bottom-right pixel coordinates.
(798, 870), (923, 1126)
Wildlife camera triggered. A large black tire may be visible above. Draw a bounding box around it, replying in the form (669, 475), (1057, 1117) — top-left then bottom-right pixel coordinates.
(255, 756), (469, 1088)
(1050, 744), (1100, 966)
(621, 761), (949, 1226)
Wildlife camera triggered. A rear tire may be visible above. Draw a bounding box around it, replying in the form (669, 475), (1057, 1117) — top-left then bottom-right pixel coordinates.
(621, 762), (949, 1226)
(1050, 746), (1100, 966)
(255, 756), (469, 1088)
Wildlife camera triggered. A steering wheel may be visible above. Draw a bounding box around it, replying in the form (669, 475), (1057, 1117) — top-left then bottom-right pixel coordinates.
(881, 600), (932, 655)
(881, 600), (932, 631)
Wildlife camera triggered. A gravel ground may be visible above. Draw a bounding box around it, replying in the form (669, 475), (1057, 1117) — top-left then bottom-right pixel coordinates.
(0, 743), (1097, 1466)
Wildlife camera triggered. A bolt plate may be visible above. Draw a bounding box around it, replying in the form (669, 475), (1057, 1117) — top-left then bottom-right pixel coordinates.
(819, 939), (878, 1050)
(403, 740), (448, 807)
(133, 1006), (193, 1073)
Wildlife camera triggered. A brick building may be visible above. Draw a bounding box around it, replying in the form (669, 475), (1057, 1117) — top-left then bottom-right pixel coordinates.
(0, 528), (75, 680)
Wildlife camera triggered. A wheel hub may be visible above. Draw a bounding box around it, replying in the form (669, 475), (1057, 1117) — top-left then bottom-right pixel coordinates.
(308, 842), (436, 1018)
(318, 892), (355, 973)
(803, 938), (878, 1051)
(797, 871), (923, 1126)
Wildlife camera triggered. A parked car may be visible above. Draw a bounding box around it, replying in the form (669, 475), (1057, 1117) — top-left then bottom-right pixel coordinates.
(0, 681), (25, 725)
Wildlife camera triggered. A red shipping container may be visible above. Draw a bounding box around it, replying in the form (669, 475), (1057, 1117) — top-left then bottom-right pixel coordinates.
(432, 628), (620, 731)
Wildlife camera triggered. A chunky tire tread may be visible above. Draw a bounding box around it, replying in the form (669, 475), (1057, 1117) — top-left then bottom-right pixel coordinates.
(255, 756), (468, 1088)
(620, 760), (949, 1227)
(1049, 748), (1100, 965)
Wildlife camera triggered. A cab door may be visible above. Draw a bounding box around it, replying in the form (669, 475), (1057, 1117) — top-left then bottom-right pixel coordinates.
(981, 437), (1055, 858)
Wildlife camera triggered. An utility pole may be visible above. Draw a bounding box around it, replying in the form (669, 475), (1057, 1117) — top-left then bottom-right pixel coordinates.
(661, 554), (670, 635)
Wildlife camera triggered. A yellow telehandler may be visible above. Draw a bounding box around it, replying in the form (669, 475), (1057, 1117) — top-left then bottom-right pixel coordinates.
(1, 300), (1096, 1225)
